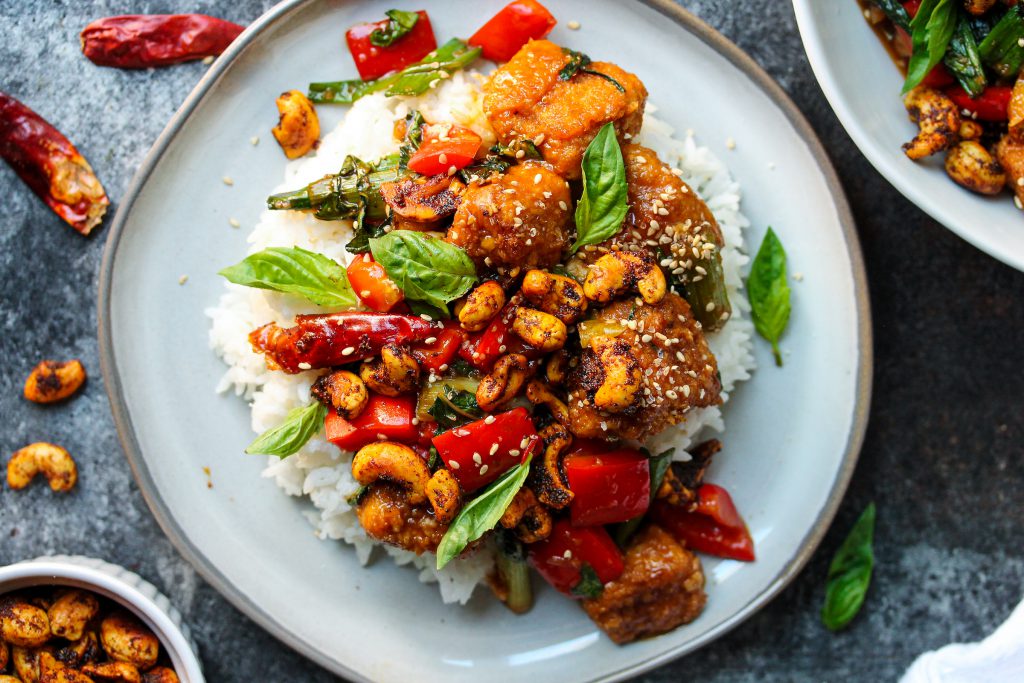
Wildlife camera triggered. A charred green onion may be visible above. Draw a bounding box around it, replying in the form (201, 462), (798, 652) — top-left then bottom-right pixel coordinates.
(495, 530), (533, 614)
(978, 5), (1024, 79)
(267, 155), (401, 222)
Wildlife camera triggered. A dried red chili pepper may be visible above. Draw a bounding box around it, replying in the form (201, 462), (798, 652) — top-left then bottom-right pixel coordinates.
(0, 93), (109, 235)
(80, 14), (245, 68)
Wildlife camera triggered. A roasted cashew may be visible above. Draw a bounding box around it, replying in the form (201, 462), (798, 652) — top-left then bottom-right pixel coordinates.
(40, 652), (96, 683)
(48, 591), (99, 642)
(499, 487), (552, 543)
(425, 468), (462, 524)
(945, 141), (1006, 195)
(544, 351), (570, 386)
(903, 86), (960, 160)
(959, 119), (984, 141)
(476, 354), (532, 412)
(0, 640), (8, 671)
(81, 662), (141, 683)
(964, 0), (997, 15)
(310, 370), (368, 420)
(12, 646), (41, 683)
(0, 677), (19, 683)
(141, 668), (179, 683)
(457, 281), (506, 332)
(359, 344), (420, 396)
(7, 443), (77, 492)
(54, 631), (100, 668)
(99, 612), (159, 670)
(0, 597), (51, 648)
(583, 251), (667, 304)
(591, 336), (642, 413)
(525, 379), (570, 425)
(527, 422), (574, 509)
(23, 360), (86, 404)
(271, 90), (320, 159)
(351, 442), (430, 505)
(511, 308), (567, 352)
(520, 270), (587, 324)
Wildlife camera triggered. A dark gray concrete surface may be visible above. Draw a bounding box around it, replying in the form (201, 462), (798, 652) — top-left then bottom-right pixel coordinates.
(2, 1), (1022, 681)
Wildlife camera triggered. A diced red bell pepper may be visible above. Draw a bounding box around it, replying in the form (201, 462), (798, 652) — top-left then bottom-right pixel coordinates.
(652, 483), (755, 562)
(346, 10), (437, 81)
(946, 85), (1012, 122)
(469, 0), (557, 63)
(458, 307), (532, 371)
(407, 123), (482, 176)
(325, 394), (419, 452)
(528, 518), (625, 596)
(346, 254), (404, 312)
(565, 448), (650, 527)
(431, 407), (538, 492)
(411, 321), (466, 373)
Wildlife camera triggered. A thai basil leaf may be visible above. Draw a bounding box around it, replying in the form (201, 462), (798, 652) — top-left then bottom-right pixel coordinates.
(571, 563), (605, 599)
(345, 219), (390, 255)
(398, 110), (426, 169)
(559, 49), (625, 93)
(570, 123), (628, 253)
(612, 448), (675, 547)
(370, 230), (477, 312)
(746, 227), (791, 367)
(428, 386), (482, 429)
(346, 484), (368, 506)
(944, 17), (987, 97)
(436, 456), (533, 569)
(219, 246), (357, 308)
(822, 503), (876, 631)
(491, 138), (543, 160)
(868, 0), (911, 32)
(978, 5), (1024, 79)
(245, 401), (327, 458)
(309, 39), (481, 104)
(369, 9), (419, 47)
(903, 0), (958, 93)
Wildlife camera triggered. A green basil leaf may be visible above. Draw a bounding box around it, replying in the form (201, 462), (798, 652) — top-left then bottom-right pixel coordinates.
(978, 5), (1024, 79)
(370, 230), (477, 312)
(822, 502), (876, 631)
(245, 401), (328, 458)
(427, 386), (481, 430)
(558, 49), (626, 93)
(944, 17), (987, 97)
(436, 455), (533, 569)
(397, 110), (426, 169)
(219, 246), (357, 308)
(612, 447), (675, 547)
(369, 9), (419, 48)
(571, 122), (628, 253)
(570, 563), (605, 599)
(903, 0), (958, 93)
(746, 227), (791, 367)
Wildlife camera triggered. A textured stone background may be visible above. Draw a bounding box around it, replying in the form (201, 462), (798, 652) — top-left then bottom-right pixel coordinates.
(2, 1), (1022, 681)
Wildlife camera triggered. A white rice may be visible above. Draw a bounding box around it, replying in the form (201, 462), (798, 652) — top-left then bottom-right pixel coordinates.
(205, 72), (755, 604)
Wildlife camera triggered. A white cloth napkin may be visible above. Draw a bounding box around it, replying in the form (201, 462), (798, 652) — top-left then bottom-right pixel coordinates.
(901, 598), (1024, 682)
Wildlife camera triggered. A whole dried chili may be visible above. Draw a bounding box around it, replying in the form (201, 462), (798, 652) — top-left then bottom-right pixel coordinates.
(0, 93), (109, 235)
(80, 14), (245, 68)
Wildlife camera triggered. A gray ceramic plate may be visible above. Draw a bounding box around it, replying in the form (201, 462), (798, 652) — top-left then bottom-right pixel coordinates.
(99, 1), (872, 681)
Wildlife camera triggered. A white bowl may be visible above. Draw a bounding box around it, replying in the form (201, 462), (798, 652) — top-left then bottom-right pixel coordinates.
(0, 555), (204, 682)
(793, 0), (1024, 271)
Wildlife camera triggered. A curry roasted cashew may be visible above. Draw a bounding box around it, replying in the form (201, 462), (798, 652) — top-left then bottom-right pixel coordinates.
(39, 652), (97, 683)
(945, 140), (1006, 195)
(499, 487), (552, 543)
(425, 468), (462, 524)
(544, 351), (570, 386)
(527, 422), (574, 509)
(456, 281), (506, 332)
(271, 90), (320, 159)
(23, 360), (86, 404)
(310, 370), (368, 420)
(0, 677), (19, 683)
(7, 443), (77, 492)
(902, 86), (960, 160)
(520, 270), (587, 324)
(351, 442), (431, 505)
(583, 251), (666, 304)
(959, 119), (984, 141)
(47, 590), (100, 642)
(0, 597), (51, 648)
(54, 632), (101, 669)
(0, 640), (8, 671)
(141, 668), (179, 683)
(511, 308), (567, 352)
(81, 661), (142, 683)
(99, 612), (159, 670)
(359, 344), (420, 396)
(525, 379), (570, 425)
(12, 646), (42, 683)
(476, 353), (533, 412)
(590, 335), (642, 413)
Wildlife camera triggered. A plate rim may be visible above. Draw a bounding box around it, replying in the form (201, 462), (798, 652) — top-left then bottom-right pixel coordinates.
(98, 1), (873, 680)
(791, 0), (1024, 272)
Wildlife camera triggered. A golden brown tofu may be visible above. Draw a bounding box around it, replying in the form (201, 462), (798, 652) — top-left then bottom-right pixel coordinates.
(483, 40), (647, 180)
(447, 162), (573, 271)
(582, 524), (706, 644)
(566, 293), (721, 441)
(356, 484), (446, 555)
(996, 133), (1024, 205)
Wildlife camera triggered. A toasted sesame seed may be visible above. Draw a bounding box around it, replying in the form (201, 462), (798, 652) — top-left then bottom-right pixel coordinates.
(641, 334), (653, 343)
(726, 137), (736, 150)
(449, 460), (461, 470)
(479, 464), (489, 475)
(229, 217), (240, 228)
(202, 55), (214, 65)
(250, 136), (260, 146)
(341, 346), (355, 356)
(222, 176), (234, 186)
(534, 133), (546, 145)
(360, 289), (371, 297)
(559, 200), (568, 211)
(473, 452), (483, 465)
(534, 173), (543, 184)
(484, 415), (496, 424)
(178, 274), (188, 285)
(489, 443), (499, 455)
(567, 20), (581, 30)
(298, 362), (312, 370)
(682, 385), (691, 397)
(420, 314), (433, 321)
(509, 449), (521, 457)
(792, 272), (804, 282)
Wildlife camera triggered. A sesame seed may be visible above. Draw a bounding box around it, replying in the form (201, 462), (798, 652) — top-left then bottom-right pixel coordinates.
(489, 443), (499, 455)
(424, 336), (437, 345)
(1016, 195), (1024, 210)
(484, 415), (496, 424)
(520, 437), (530, 449)
(229, 217), (240, 228)
(473, 453), (483, 465)
(666, 389), (678, 399)
(682, 385), (691, 397)
(479, 464), (489, 475)
(222, 176), (234, 186)
(449, 460), (461, 470)
(726, 137), (736, 150)
(567, 20), (581, 30)
(1017, 177), (1024, 187)
(420, 314), (433, 321)
(250, 136), (260, 146)
(178, 274), (188, 285)
(559, 200), (568, 211)
(447, 165), (457, 176)
(534, 133), (546, 145)
(439, 364), (449, 372)
(792, 272), (804, 282)
(297, 362), (312, 370)
(202, 55), (214, 65)
(534, 173), (543, 184)
(341, 346), (355, 356)
(360, 289), (371, 297)
(1019, 37), (1024, 48)
(650, 219), (660, 230)
(641, 334), (653, 343)
(516, 149), (526, 159)
(509, 449), (521, 457)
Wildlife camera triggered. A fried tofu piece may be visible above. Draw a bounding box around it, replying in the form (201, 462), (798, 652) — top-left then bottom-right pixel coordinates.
(356, 484), (446, 555)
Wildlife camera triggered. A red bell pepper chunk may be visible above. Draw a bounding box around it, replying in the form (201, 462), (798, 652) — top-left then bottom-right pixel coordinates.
(895, 3), (953, 89)
(528, 518), (625, 596)
(469, 0), (557, 63)
(407, 123), (482, 176)
(946, 85), (1012, 122)
(652, 483), (755, 562)
(431, 407), (538, 492)
(346, 10), (437, 81)
(565, 448), (650, 527)
(411, 321), (466, 373)
(346, 254), (404, 312)
(458, 306), (536, 371)
(325, 394), (419, 452)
